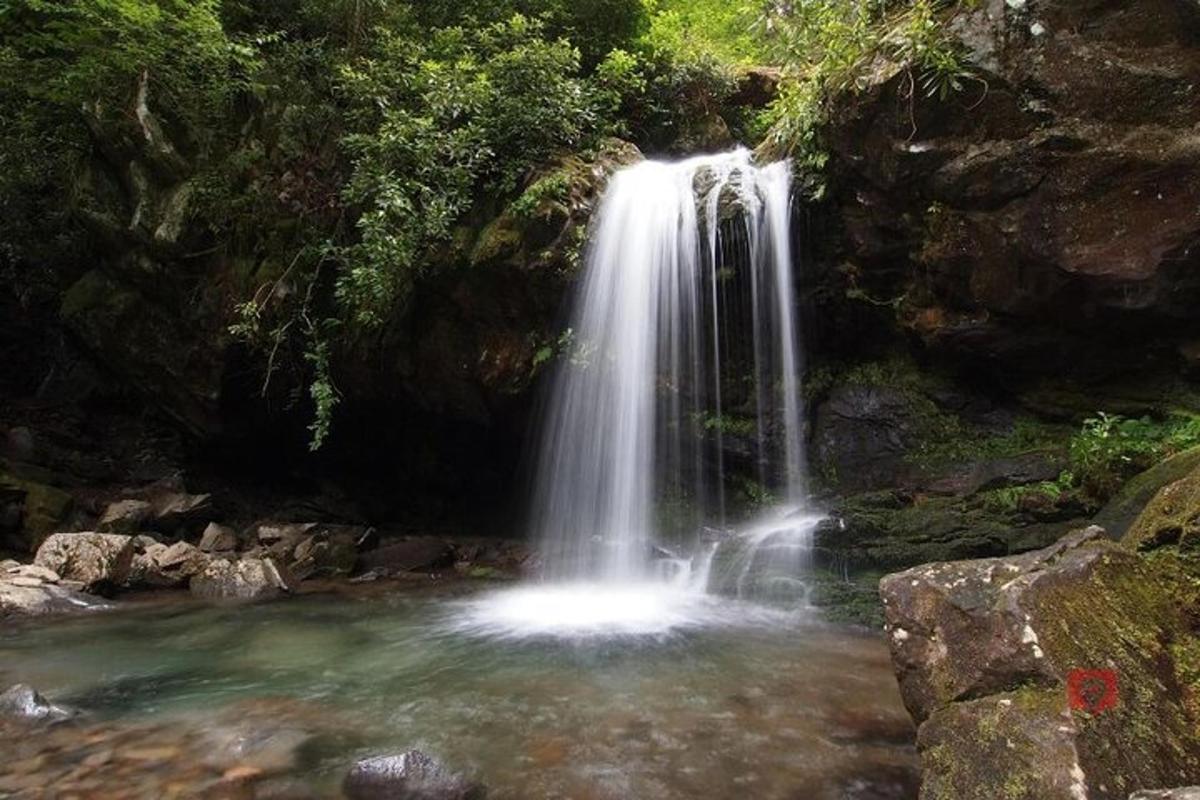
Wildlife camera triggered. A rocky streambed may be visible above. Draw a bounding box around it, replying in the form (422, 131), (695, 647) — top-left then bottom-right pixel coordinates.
(0, 580), (920, 800)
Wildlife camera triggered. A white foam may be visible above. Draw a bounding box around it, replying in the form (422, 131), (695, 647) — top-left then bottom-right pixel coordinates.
(446, 582), (798, 640)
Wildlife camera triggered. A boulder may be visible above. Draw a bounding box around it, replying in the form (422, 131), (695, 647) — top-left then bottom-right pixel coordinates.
(251, 521), (320, 560)
(1124, 461), (1200, 553)
(198, 522), (238, 553)
(148, 490), (212, 534)
(359, 538), (454, 575)
(0, 472), (74, 552)
(190, 557), (294, 602)
(881, 527), (1200, 798)
(33, 532), (135, 593)
(0, 576), (105, 618)
(98, 491), (212, 536)
(247, 521), (364, 580)
(289, 529), (358, 580)
(130, 540), (209, 588)
(0, 684), (78, 724)
(1130, 791), (1200, 800)
(98, 499), (153, 534)
(343, 751), (486, 800)
(1096, 446), (1200, 540)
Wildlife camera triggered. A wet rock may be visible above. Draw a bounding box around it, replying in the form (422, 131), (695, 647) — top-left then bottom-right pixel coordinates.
(881, 527), (1200, 797)
(33, 532), (135, 593)
(359, 538), (454, 575)
(0, 577), (104, 618)
(98, 491), (212, 537)
(290, 528), (358, 580)
(1096, 445), (1200, 540)
(0, 684), (78, 723)
(248, 521), (364, 580)
(129, 540), (209, 588)
(97, 499), (153, 534)
(202, 722), (313, 774)
(1123, 459), (1200, 553)
(148, 490), (212, 534)
(189, 557), (294, 602)
(252, 521), (319, 558)
(198, 522), (238, 553)
(343, 751), (486, 800)
(813, 384), (922, 492)
(3, 562), (61, 583)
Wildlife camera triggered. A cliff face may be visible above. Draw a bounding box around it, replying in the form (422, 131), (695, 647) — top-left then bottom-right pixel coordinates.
(818, 0), (1200, 380)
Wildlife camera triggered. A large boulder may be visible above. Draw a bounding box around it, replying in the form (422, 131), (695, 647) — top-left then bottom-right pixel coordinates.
(33, 532), (135, 593)
(189, 557), (294, 602)
(343, 751), (486, 800)
(880, 527), (1200, 798)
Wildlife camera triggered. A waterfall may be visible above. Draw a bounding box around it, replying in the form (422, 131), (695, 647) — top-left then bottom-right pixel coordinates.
(529, 149), (807, 586)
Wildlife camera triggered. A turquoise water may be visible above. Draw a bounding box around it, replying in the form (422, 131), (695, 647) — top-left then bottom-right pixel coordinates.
(0, 586), (917, 799)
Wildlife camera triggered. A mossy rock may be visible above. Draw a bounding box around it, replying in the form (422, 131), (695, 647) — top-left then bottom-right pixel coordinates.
(0, 472), (73, 551)
(917, 687), (1080, 800)
(882, 528), (1200, 798)
(1121, 455), (1200, 553)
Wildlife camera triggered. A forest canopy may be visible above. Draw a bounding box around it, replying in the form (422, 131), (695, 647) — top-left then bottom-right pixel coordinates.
(0, 0), (969, 447)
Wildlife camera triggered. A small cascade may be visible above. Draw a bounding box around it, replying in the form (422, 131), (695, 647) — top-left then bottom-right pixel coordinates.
(530, 149), (809, 587)
(461, 149), (815, 637)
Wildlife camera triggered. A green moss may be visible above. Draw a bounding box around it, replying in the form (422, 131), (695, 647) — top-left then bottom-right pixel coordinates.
(60, 270), (138, 321)
(470, 215), (525, 266)
(1124, 459), (1200, 553)
(805, 569), (886, 627)
(0, 472), (73, 549)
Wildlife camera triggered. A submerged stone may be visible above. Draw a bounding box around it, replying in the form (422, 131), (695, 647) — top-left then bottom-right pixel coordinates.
(343, 751), (486, 800)
(0, 684), (78, 724)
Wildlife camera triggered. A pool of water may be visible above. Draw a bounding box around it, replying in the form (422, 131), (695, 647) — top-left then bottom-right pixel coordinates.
(0, 584), (918, 799)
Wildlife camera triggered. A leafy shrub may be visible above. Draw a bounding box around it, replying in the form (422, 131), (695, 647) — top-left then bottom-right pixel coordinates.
(1070, 412), (1200, 499)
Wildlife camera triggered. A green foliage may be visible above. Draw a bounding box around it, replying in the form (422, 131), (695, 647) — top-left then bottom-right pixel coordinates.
(756, 0), (975, 170)
(510, 170), (573, 219)
(0, 0), (771, 450)
(697, 413), (757, 438)
(1070, 412), (1200, 499)
(642, 0), (763, 66)
(981, 471), (1075, 514)
(736, 476), (776, 510)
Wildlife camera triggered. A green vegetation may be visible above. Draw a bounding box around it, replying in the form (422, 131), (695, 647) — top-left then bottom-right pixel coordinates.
(756, 0), (976, 172)
(1069, 412), (1200, 500)
(0, 0), (754, 448)
(0, 0), (985, 448)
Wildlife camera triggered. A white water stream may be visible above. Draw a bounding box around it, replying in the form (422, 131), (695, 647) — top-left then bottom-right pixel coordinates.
(458, 149), (815, 637)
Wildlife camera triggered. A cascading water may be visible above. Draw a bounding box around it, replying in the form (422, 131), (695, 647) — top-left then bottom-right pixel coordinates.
(453, 149), (818, 637)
